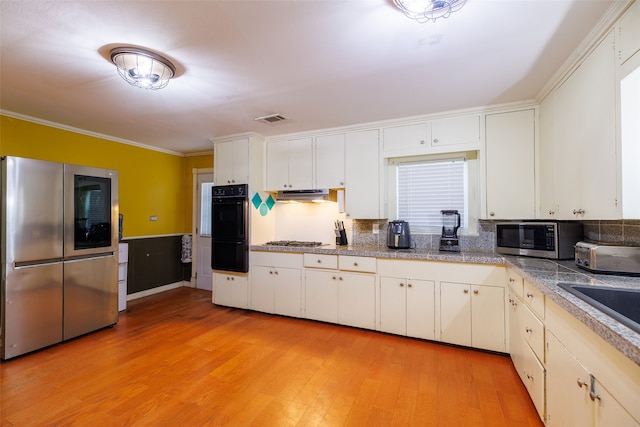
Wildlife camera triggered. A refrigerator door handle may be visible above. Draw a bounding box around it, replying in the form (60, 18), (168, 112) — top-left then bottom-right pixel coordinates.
(14, 259), (63, 268)
(64, 252), (115, 263)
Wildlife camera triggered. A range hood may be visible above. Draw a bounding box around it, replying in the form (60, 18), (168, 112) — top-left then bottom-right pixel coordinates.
(276, 189), (332, 202)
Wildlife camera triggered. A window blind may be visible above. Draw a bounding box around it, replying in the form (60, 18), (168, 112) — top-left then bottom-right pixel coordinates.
(397, 159), (466, 232)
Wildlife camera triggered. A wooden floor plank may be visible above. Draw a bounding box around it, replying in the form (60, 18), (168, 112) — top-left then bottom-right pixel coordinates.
(0, 287), (543, 426)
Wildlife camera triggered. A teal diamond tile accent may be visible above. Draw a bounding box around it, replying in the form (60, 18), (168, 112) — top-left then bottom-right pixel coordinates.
(251, 193), (262, 210)
(265, 194), (275, 210)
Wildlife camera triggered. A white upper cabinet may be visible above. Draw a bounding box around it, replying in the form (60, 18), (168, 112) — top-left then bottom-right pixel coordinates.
(540, 30), (618, 219)
(315, 134), (345, 189)
(265, 138), (313, 191)
(484, 109), (536, 219)
(214, 138), (249, 185)
(617, 0), (640, 65)
(431, 115), (480, 149)
(345, 129), (383, 219)
(382, 123), (429, 153)
(382, 114), (480, 156)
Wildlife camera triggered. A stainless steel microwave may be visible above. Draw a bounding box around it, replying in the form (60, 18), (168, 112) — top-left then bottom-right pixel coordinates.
(495, 222), (583, 259)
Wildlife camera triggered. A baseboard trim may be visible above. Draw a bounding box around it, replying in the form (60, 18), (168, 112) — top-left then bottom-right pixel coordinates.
(126, 281), (188, 301)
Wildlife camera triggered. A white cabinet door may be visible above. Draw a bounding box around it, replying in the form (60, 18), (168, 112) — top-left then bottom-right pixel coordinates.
(546, 331), (593, 427)
(382, 123), (429, 153)
(345, 129), (381, 219)
(266, 138), (313, 191)
(380, 276), (407, 335)
(288, 138), (313, 189)
(250, 265), (275, 313)
(431, 115), (480, 149)
(554, 31), (617, 219)
(338, 272), (375, 329)
(485, 109), (535, 219)
(274, 267), (302, 318)
(538, 93), (558, 218)
(471, 284), (505, 352)
(213, 272), (248, 309)
(266, 140), (291, 191)
(304, 269), (338, 323)
(315, 134), (345, 188)
(406, 279), (436, 340)
(440, 282), (472, 347)
(214, 138), (249, 185)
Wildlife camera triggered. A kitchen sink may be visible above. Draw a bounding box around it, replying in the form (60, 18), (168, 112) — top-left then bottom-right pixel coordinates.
(558, 283), (640, 334)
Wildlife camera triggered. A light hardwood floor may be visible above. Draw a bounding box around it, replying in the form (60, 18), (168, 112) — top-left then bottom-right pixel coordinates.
(1, 287), (543, 426)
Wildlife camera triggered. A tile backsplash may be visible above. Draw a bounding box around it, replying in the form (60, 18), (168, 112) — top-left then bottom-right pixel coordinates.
(352, 219), (640, 251)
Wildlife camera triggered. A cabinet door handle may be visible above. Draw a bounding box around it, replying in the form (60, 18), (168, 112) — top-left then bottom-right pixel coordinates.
(408, 283), (412, 288)
(509, 277), (515, 283)
(473, 289), (479, 294)
(332, 276), (337, 280)
(526, 292), (533, 298)
(525, 327), (533, 333)
(420, 140), (425, 145)
(464, 289), (469, 294)
(400, 283), (404, 287)
(339, 276), (343, 281)
(433, 138), (439, 143)
(577, 378), (588, 388)
(489, 212), (495, 217)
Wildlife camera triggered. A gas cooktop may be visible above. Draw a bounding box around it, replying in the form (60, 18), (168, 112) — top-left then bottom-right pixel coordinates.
(264, 240), (324, 247)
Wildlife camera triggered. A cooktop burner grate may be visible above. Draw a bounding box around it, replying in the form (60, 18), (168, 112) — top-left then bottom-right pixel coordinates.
(264, 240), (324, 247)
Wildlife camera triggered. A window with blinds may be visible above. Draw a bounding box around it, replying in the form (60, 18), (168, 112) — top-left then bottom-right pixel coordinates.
(397, 158), (467, 233)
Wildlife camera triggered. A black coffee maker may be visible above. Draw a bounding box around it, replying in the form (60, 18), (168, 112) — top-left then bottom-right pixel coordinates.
(439, 210), (460, 252)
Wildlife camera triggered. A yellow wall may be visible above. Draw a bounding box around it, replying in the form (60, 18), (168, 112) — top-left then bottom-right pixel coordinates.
(0, 115), (213, 237)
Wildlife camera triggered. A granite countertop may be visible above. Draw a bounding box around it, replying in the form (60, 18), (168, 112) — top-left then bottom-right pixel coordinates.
(250, 244), (640, 366)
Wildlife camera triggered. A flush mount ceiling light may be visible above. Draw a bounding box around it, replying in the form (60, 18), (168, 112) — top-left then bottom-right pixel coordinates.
(109, 47), (175, 90)
(393, 0), (467, 23)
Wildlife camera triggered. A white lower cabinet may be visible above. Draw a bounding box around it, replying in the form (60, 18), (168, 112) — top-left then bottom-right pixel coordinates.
(304, 269), (338, 323)
(213, 272), (249, 309)
(380, 277), (435, 340)
(338, 272), (376, 329)
(250, 252), (303, 317)
(546, 331), (638, 427)
(440, 282), (505, 352)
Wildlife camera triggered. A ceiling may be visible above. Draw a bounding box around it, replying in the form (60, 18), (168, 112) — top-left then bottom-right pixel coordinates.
(0, 0), (618, 154)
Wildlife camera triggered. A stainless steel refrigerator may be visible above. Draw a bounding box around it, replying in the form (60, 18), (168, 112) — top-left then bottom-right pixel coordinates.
(1, 156), (119, 360)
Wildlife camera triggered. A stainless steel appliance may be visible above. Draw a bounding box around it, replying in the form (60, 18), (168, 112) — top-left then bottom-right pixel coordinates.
(211, 184), (249, 273)
(387, 220), (411, 249)
(439, 210), (461, 252)
(495, 221), (582, 259)
(1, 156), (119, 359)
(575, 241), (640, 276)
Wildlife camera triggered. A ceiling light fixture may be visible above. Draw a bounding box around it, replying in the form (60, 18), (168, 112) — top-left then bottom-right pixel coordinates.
(109, 47), (175, 90)
(393, 0), (467, 23)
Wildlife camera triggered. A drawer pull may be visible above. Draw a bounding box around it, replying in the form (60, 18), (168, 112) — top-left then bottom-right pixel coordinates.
(317, 259), (322, 264)
(526, 292), (534, 298)
(353, 262), (359, 267)
(525, 327), (533, 333)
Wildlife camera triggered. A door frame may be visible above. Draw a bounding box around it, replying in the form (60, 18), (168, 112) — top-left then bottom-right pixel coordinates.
(191, 167), (214, 287)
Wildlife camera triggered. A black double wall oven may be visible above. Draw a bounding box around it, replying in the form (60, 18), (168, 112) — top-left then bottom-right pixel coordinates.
(211, 184), (249, 273)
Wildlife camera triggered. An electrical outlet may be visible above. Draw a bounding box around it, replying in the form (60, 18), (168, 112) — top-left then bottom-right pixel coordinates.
(372, 223), (379, 234)
(150, 216), (158, 221)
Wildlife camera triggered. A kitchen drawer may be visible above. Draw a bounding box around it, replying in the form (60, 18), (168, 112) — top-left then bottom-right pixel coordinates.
(507, 269), (524, 299)
(303, 253), (338, 269)
(522, 340), (545, 421)
(524, 280), (545, 319)
(338, 255), (376, 273)
(519, 302), (545, 362)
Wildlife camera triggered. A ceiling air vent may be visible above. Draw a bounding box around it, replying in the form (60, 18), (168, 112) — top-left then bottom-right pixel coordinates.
(254, 113), (288, 124)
